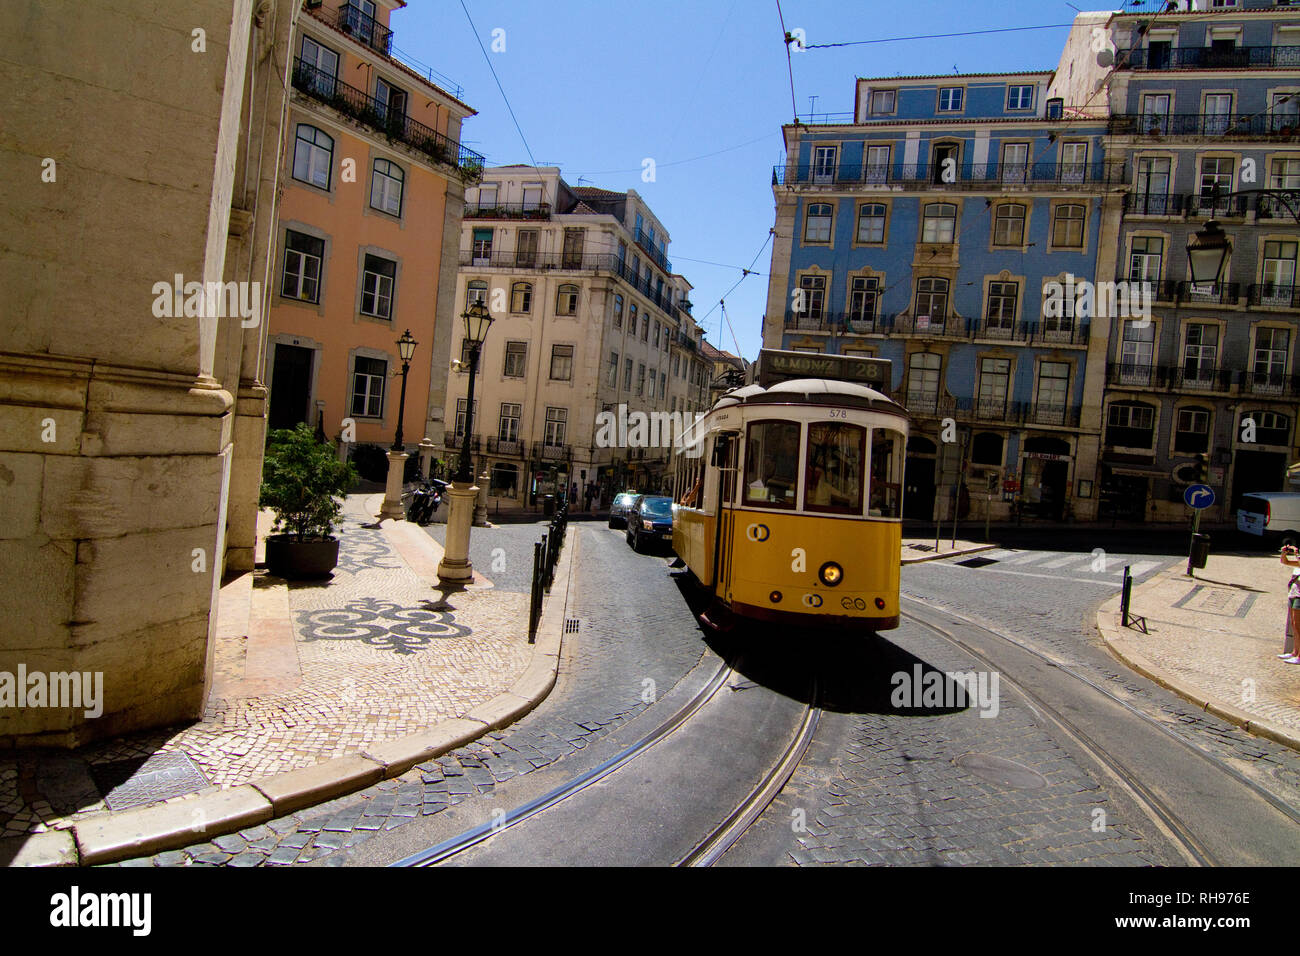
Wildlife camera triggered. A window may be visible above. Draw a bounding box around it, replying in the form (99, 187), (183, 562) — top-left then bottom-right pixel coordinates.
(743, 421), (801, 509)
(562, 228), (585, 268)
(653, 321), (661, 348)
(1007, 85), (1034, 110)
(292, 125), (333, 189)
(282, 230), (323, 302)
(498, 403), (520, 443)
(472, 228), (493, 263)
(938, 87), (964, 112)
(299, 37), (338, 96)
(467, 280), (487, 306)
(1174, 408), (1210, 453)
(1142, 94), (1171, 134)
(607, 351), (619, 388)
(351, 356), (386, 417)
(813, 145), (838, 184)
(550, 344), (574, 381)
(804, 202), (833, 243)
(503, 341), (527, 378)
(848, 277), (879, 328)
(977, 358), (1010, 416)
(629, 304), (638, 337)
(623, 358), (632, 391)
(1272, 92), (1300, 132)
(516, 229), (538, 267)
(544, 408), (567, 446)
(369, 158), (404, 216)
(360, 254), (396, 318)
(672, 354), (680, 376)
(906, 352), (941, 412)
(460, 338), (475, 371)
(1060, 142), (1087, 183)
(1254, 327), (1291, 388)
(914, 277), (948, 322)
(374, 78), (407, 125)
(1271, 158), (1300, 191)
(1000, 142), (1029, 183)
(1128, 236), (1163, 281)
(1146, 40), (1171, 71)
(986, 281), (1018, 332)
(641, 313), (649, 341)
(1119, 319), (1156, 384)
(865, 145), (891, 183)
(477, 184), (498, 208)
(637, 363), (646, 396)
(510, 282), (532, 313)
(613, 294), (624, 328)
(1035, 362), (1070, 420)
(869, 429), (903, 518)
(869, 89), (896, 114)
(1107, 402), (1155, 448)
(453, 398), (477, 438)
(1263, 241), (1298, 301)
(1204, 93), (1233, 135)
(1183, 324), (1219, 383)
(522, 184), (543, 211)
(857, 203), (886, 243)
(797, 274), (826, 321)
(660, 373), (667, 399)
(1052, 204), (1085, 248)
(805, 423), (866, 514)
(1199, 156), (1235, 209)
(921, 203), (956, 243)
(1245, 410), (1290, 446)
(932, 143), (959, 184)
(993, 203), (1026, 246)
(556, 284), (579, 316)
(1134, 156), (1172, 214)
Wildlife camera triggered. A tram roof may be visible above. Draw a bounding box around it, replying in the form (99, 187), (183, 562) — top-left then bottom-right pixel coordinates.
(711, 378), (904, 414)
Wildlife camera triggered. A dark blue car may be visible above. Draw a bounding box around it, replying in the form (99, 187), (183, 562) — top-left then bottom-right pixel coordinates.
(626, 495), (674, 553)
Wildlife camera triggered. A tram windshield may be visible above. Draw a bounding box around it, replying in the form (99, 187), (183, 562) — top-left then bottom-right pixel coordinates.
(869, 429), (904, 518)
(743, 420), (801, 509)
(804, 422), (865, 514)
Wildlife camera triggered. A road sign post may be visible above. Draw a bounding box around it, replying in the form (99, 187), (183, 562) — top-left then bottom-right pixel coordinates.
(1183, 483), (1215, 576)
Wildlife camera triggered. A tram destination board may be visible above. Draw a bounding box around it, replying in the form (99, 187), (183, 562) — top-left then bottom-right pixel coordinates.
(756, 349), (892, 391)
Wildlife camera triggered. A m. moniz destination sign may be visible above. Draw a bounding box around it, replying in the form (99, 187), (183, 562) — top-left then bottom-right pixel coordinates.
(756, 349), (892, 392)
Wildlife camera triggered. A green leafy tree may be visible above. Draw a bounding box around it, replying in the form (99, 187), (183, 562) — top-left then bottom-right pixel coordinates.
(260, 424), (358, 541)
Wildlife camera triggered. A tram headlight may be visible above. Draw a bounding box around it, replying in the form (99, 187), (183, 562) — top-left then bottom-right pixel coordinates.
(818, 562), (844, 587)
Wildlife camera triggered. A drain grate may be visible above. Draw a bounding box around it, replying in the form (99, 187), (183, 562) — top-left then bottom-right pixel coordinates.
(90, 753), (210, 811)
(907, 543), (936, 552)
(564, 618), (581, 633)
(956, 556), (1000, 568)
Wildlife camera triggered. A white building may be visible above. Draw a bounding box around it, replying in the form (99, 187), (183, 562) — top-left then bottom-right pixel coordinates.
(442, 166), (711, 508)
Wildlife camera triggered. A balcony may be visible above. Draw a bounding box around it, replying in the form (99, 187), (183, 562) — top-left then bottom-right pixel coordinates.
(1025, 403), (1083, 428)
(485, 437), (525, 456)
(889, 313), (973, 338)
(1123, 278), (1179, 303)
(953, 397), (1025, 423)
(976, 319), (1029, 342)
(1123, 192), (1186, 216)
(311, 2), (394, 56)
(1184, 193), (1250, 218)
(634, 228), (673, 274)
(443, 431), (481, 451)
(464, 202), (552, 220)
(1255, 192), (1300, 219)
(1176, 280), (1240, 305)
(535, 441), (571, 461)
(1106, 363), (1161, 389)
(459, 250), (616, 271)
(773, 161), (1127, 189)
(1109, 112), (1300, 140)
(1241, 371), (1300, 397)
(1117, 45), (1300, 70)
(291, 58), (485, 180)
(1249, 283), (1300, 308)
(902, 393), (955, 419)
(1105, 363), (1233, 392)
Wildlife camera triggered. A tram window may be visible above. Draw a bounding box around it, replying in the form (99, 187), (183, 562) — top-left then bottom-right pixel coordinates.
(743, 421), (801, 509)
(869, 430), (904, 518)
(804, 422), (865, 514)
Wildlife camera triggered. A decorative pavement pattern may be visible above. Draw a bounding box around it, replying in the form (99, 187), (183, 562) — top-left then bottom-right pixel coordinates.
(0, 497), (531, 840)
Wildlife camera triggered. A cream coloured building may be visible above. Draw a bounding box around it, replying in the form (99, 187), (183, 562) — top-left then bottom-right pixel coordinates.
(442, 167), (711, 507)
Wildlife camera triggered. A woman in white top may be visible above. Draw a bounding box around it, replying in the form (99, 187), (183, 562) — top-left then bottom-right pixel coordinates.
(1281, 545), (1300, 663)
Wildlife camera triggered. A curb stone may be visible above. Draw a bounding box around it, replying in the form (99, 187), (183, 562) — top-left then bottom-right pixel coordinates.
(16, 514), (579, 867)
(901, 543), (999, 565)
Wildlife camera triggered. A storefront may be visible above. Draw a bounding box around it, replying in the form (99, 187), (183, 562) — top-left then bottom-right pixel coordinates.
(1020, 437), (1072, 520)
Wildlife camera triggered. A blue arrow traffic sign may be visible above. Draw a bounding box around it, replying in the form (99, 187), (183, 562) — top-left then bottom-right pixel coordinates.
(1184, 484), (1215, 509)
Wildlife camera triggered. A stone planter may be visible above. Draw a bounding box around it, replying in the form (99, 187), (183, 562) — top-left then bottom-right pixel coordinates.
(264, 534), (340, 579)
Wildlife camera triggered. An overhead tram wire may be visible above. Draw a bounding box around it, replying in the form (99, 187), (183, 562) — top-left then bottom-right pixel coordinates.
(775, 0), (799, 122)
(803, 23), (1078, 50)
(457, 0), (536, 168)
(696, 232), (774, 334)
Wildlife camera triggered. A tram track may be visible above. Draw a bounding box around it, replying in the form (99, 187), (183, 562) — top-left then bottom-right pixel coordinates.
(901, 597), (1300, 866)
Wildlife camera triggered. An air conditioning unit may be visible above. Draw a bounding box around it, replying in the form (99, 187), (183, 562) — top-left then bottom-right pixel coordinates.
(1046, 98), (1064, 120)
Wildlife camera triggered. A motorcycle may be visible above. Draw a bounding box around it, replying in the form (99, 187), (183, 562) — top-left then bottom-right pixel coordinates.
(407, 478), (447, 525)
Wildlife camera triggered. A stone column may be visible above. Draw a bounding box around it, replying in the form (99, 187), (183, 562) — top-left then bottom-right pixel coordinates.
(418, 436), (437, 479)
(380, 450), (409, 519)
(437, 480), (479, 583)
(474, 467), (490, 526)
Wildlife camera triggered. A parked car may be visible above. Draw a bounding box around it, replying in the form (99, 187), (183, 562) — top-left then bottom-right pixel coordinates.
(626, 495), (674, 552)
(607, 491), (641, 529)
(1238, 492), (1300, 549)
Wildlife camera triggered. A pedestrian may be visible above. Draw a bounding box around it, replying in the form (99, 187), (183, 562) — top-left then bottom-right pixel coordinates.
(569, 481), (578, 508)
(1281, 545), (1300, 662)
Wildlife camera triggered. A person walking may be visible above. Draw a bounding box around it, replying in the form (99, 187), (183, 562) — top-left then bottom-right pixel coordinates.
(1280, 545), (1300, 662)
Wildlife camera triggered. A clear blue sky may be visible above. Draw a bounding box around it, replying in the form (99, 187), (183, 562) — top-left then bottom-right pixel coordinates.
(392, 1), (1120, 360)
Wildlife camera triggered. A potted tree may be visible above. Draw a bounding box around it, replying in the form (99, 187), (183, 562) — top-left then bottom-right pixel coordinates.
(260, 424), (358, 578)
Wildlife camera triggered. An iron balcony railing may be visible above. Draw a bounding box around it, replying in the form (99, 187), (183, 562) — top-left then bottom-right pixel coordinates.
(1109, 112), (1300, 139)
(1249, 283), (1300, 308)
(634, 228), (672, 274)
(1117, 45), (1300, 70)
(535, 441), (571, 461)
(1119, 278), (1179, 302)
(1176, 280), (1240, 305)
(1241, 371), (1300, 397)
(902, 393), (956, 418)
(443, 431), (481, 451)
(1123, 192), (1186, 216)
(1255, 191), (1300, 219)
(1170, 367), (1234, 392)
(464, 202), (552, 220)
(291, 58), (485, 180)
(309, 2), (395, 55)
(1185, 193), (1250, 218)
(1025, 403), (1083, 428)
(773, 161), (1127, 188)
(486, 437), (525, 456)
(783, 312), (1089, 344)
(1106, 363), (1232, 392)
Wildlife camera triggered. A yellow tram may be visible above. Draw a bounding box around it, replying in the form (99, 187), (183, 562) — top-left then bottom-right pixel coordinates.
(671, 351), (908, 631)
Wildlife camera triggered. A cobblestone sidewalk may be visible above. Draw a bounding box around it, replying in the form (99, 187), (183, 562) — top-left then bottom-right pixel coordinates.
(0, 495), (533, 842)
(1099, 550), (1300, 748)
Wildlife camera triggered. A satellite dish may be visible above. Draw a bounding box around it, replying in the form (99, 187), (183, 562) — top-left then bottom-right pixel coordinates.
(1096, 49), (1114, 67)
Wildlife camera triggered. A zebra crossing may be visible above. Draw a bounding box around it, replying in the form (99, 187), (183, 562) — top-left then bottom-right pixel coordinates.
(932, 548), (1166, 587)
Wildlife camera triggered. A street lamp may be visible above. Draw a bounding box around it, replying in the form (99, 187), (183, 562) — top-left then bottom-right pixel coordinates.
(1185, 219), (1232, 286)
(438, 300), (494, 585)
(379, 329), (418, 519)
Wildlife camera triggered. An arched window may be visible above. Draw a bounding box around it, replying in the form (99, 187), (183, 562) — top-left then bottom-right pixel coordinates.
(922, 203), (957, 243)
(370, 158), (404, 216)
(857, 203), (886, 243)
(1243, 409), (1291, 446)
(556, 284), (579, 316)
(510, 282), (532, 313)
(292, 124), (333, 189)
(1052, 204), (1085, 248)
(612, 294), (624, 328)
(804, 203), (833, 242)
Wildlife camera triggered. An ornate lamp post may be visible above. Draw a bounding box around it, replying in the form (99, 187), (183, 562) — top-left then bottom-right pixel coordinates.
(438, 302), (493, 584)
(380, 329), (418, 519)
(1185, 219), (1232, 287)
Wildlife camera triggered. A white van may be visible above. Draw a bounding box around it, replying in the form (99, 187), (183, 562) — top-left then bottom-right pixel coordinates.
(1237, 492), (1300, 548)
